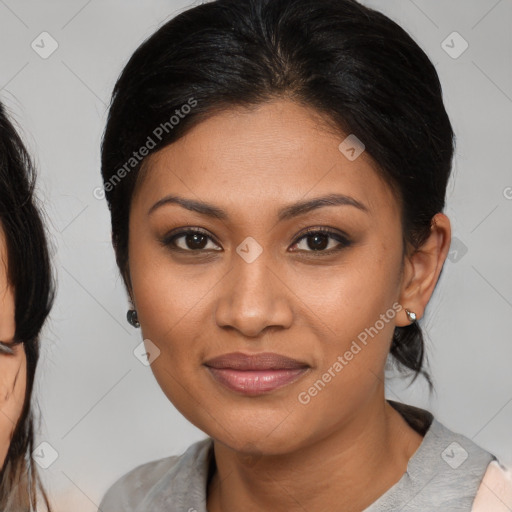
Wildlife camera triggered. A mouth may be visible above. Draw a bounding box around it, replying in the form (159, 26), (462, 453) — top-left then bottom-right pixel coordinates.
(203, 352), (310, 396)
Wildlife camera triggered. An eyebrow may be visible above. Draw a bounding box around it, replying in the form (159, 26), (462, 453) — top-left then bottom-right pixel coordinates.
(148, 193), (369, 221)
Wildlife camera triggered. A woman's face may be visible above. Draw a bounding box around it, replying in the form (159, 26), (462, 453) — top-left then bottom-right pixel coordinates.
(0, 224), (27, 468)
(127, 98), (429, 454)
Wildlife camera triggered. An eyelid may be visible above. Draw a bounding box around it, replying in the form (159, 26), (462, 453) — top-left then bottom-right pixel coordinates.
(161, 226), (352, 254)
(294, 226), (351, 243)
(290, 226), (352, 253)
(160, 227), (222, 251)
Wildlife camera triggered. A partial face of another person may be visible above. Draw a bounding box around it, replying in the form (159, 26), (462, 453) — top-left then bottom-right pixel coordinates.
(127, 98), (442, 455)
(0, 224), (27, 468)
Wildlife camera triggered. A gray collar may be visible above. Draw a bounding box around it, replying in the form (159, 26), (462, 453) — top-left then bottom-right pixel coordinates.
(120, 400), (495, 512)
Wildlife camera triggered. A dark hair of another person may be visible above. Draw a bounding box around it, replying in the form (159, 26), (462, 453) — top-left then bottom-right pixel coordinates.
(101, 0), (455, 392)
(0, 101), (54, 511)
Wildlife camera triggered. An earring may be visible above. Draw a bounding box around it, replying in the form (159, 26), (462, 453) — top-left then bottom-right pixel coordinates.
(127, 309), (140, 328)
(405, 309), (417, 324)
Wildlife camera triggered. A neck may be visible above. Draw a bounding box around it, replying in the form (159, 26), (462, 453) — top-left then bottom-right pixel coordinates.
(207, 394), (424, 512)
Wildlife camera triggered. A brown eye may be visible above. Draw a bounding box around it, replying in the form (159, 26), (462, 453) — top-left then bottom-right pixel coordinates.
(162, 228), (222, 252)
(290, 228), (351, 254)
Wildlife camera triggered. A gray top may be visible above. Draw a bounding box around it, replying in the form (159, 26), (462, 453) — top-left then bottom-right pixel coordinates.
(98, 400), (496, 512)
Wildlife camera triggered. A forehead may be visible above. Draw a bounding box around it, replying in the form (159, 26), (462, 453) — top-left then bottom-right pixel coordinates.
(132, 99), (399, 220)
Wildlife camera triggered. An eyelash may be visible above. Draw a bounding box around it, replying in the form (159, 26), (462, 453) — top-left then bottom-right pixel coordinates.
(161, 227), (352, 256)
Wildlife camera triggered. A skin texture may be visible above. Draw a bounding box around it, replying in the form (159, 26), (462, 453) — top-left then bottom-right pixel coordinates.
(127, 98), (451, 512)
(0, 224), (26, 469)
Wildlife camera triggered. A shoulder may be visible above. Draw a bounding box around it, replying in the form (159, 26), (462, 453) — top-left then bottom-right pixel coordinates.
(98, 438), (213, 512)
(472, 460), (512, 511)
(98, 455), (181, 512)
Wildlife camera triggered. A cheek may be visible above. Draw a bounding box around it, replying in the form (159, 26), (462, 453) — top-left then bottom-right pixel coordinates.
(0, 285), (16, 343)
(290, 240), (402, 399)
(130, 227), (402, 359)
(291, 239), (401, 341)
(0, 349), (27, 467)
(128, 244), (220, 402)
(130, 251), (225, 345)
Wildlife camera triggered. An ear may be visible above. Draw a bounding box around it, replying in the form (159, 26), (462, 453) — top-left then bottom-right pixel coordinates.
(396, 213), (451, 327)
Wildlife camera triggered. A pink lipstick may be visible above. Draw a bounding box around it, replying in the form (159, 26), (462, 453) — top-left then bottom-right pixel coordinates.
(204, 352), (309, 396)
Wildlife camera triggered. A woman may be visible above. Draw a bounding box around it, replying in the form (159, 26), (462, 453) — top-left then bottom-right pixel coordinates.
(98, 0), (512, 510)
(0, 102), (54, 511)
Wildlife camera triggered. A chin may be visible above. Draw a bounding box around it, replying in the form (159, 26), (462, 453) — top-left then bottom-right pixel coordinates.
(202, 408), (309, 454)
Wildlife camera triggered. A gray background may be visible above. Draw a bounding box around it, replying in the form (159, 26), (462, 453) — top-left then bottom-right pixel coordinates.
(0, 1), (511, 510)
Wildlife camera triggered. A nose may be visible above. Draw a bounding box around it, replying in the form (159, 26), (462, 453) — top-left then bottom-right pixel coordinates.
(214, 246), (293, 338)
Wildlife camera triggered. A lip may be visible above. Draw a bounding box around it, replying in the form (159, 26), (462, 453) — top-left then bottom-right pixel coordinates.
(204, 352), (310, 396)
(204, 352), (309, 370)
